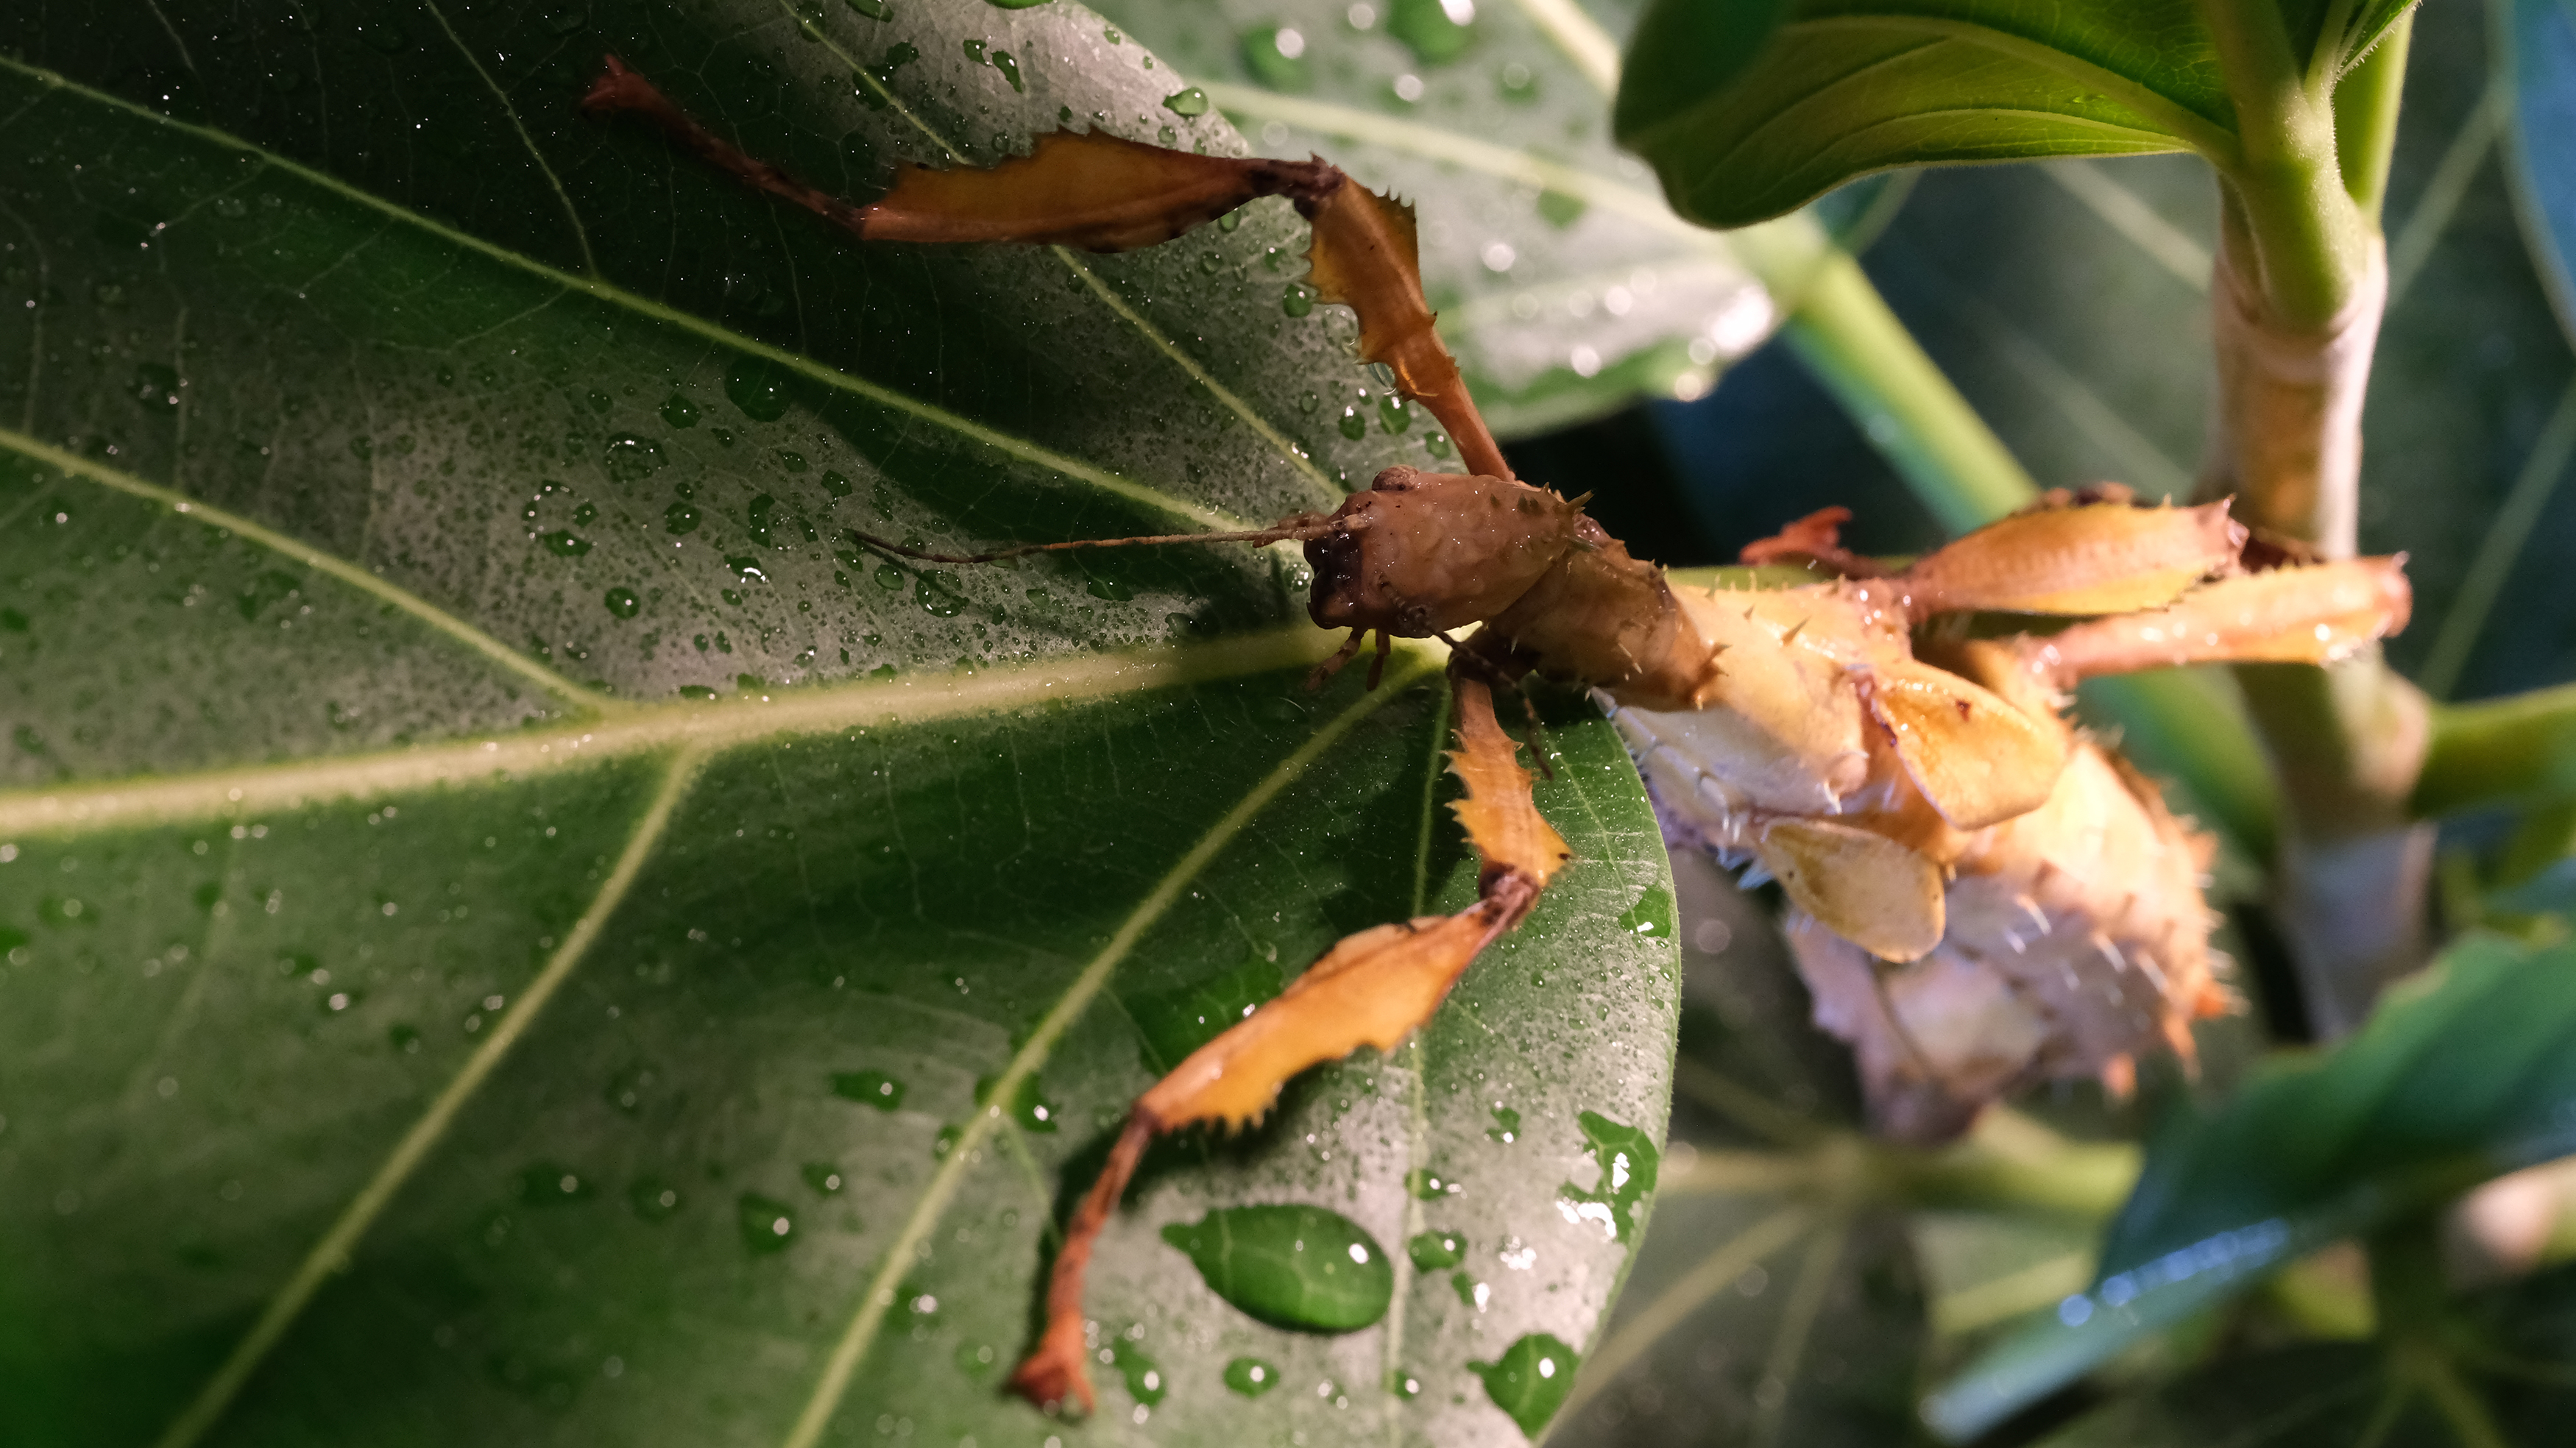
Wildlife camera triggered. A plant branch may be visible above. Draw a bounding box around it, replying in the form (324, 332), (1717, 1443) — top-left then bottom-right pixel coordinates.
(2413, 681), (2576, 818)
(1777, 250), (2039, 533)
(2198, 0), (2373, 327)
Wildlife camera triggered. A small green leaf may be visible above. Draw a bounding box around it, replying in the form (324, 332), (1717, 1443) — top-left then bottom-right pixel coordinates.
(1930, 934), (2576, 1440)
(1160, 1204), (1395, 1332)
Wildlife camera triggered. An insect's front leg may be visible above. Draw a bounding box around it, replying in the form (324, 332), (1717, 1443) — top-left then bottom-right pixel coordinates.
(1008, 671), (1569, 1414)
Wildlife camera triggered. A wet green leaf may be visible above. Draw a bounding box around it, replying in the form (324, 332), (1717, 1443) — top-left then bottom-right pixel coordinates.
(2502, 0), (2576, 336)
(1089, 0), (1822, 434)
(1930, 933), (2576, 1439)
(0, 3), (1680, 1444)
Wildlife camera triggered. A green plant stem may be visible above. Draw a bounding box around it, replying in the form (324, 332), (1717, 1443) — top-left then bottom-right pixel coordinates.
(2413, 681), (2576, 817)
(2334, 9), (2413, 221)
(2198, 0), (2372, 326)
(1776, 249), (2039, 533)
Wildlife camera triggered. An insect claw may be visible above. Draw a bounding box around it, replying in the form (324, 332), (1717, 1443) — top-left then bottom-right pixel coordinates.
(1305, 628), (1369, 691)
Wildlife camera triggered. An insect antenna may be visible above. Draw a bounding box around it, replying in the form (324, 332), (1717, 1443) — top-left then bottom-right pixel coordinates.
(844, 522), (1334, 567)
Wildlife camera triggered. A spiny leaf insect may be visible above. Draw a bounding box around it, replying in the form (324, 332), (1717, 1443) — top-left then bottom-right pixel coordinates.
(581, 54), (2413, 1418)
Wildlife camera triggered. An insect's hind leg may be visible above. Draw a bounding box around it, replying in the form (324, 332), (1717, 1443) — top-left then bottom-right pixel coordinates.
(1007, 674), (1570, 1415)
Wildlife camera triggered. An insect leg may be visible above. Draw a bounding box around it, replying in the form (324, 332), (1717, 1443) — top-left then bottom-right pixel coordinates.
(1008, 674), (1569, 1414)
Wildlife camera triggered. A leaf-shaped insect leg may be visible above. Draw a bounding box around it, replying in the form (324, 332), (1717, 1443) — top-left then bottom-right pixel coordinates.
(585, 55), (1512, 486)
(1007, 675), (1568, 1414)
(2004, 557), (2413, 684)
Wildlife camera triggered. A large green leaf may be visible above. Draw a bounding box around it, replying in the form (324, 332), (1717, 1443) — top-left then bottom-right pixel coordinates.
(1089, 0), (1836, 436)
(0, 4), (1680, 1444)
(1611, 0), (2419, 229)
(1926, 933), (2576, 1439)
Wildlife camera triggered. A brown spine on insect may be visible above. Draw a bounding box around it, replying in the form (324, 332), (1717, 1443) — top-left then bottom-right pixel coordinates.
(1008, 675), (1565, 1416)
(863, 131), (1341, 250)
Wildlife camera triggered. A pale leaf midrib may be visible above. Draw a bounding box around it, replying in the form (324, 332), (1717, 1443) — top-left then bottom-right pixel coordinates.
(0, 624), (1382, 838)
(0, 56), (1252, 537)
(779, 649), (1443, 1448)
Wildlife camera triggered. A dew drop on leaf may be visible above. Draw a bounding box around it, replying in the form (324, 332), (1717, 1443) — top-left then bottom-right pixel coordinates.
(831, 1070), (906, 1110)
(800, 1162), (845, 1195)
(1085, 575), (1133, 603)
(1472, 1333), (1577, 1437)
(604, 587), (641, 620)
(664, 502), (701, 536)
(820, 469), (854, 497)
(1338, 405), (1366, 441)
(1405, 1167), (1462, 1199)
(991, 50), (1025, 91)
(1616, 885), (1674, 938)
(1222, 1355), (1278, 1396)
(603, 433), (665, 480)
(844, 0), (888, 17)
(1159, 1204), (1393, 1331)
(1557, 1110), (1659, 1241)
(130, 361), (178, 410)
(659, 393), (698, 428)
(724, 358), (792, 421)
(1282, 284), (1314, 317)
(539, 530), (591, 558)
(628, 1179), (682, 1222)
(736, 1193), (795, 1253)
(1407, 1229), (1465, 1270)
(1164, 87), (1210, 117)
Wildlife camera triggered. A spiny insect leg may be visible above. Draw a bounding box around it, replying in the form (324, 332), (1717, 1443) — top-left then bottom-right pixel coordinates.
(1008, 674), (1569, 1414)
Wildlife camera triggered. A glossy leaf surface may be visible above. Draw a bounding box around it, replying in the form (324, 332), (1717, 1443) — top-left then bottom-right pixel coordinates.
(1091, 0), (1814, 433)
(0, 3), (1680, 1444)
(1929, 933), (2576, 1439)
(1612, 0), (2419, 229)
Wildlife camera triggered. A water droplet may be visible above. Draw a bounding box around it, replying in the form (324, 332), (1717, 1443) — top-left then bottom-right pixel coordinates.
(725, 358), (793, 421)
(1222, 1356), (1278, 1397)
(1200, 250), (1224, 274)
(963, 37), (988, 62)
(1404, 1167), (1462, 1199)
(1390, 1367), (1423, 1399)
(604, 586), (642, 620)
(130, 361), (179, 411)
(1473, 1334), (1577, 1436)
(801, 1162), (846, 1195)
(955, 1341), (999, 1377)
(991, 50), (1025, 91)
(916, 573), (966, 617)
(1107, 1334), (1167, 1405)
(1377, 396), (1410, 433)
(819, 469), (854, 498)
(1557, 1110), (1660, 1241)
(629, 1178), (682, 1222)
(975, 1071), (1061, 1132)
(872, 563), (905, 590)
(601, 434), (668, 487)
(1160, 1204), (1393, 1331)
(1423, 431), (1453, 460)
(1487, 1106), (1521, 1143)
(664, 502), (701, 535)
(1499, 60), (1537, 101)
(831, 1070), (906, 1110)
(573, 502), (599, 526)
(1282, 283), (1315, 318)
(236, 569), (302, 622)
(737, 1193), (795, 1253)
(1338, 406), (1366, 441)
(1085, 575), (1133, 603)
(1387, 0), (1475, 65)
(1407, 1229), (1465, 1270)
(1616, 885), (1674, 938)
(1242, 25), (1311, 90)
(517, 1163), (595, 1205)
(1164, 87), (1210, 117)
(845, 0), (888, 18)
(540, 530), (592, 558)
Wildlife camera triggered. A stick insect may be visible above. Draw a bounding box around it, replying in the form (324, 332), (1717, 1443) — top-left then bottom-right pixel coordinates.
(583, 55), (2412, 1416)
